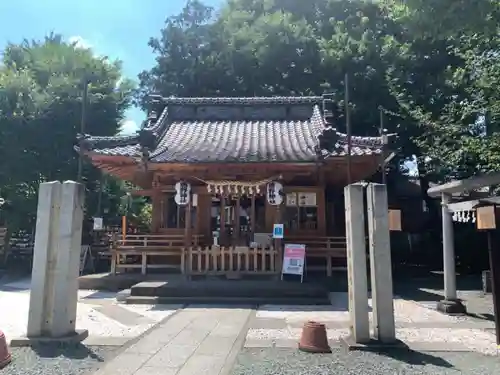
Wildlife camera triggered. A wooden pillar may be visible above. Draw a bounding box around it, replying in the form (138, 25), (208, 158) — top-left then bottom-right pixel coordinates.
(184, 200), (192, 248)
(275, 204), (283, 273)
(151, 191), (161, 232)
(235, 196), (241, 242)
(251, 194), (256, 236)
(317, 188), (327, 235)
(197, 193), (211, 242)
(265, 200), (276, 232)
(487, 230), (500, 345)
(477, 205), (500, 343)
(220, 195), (226, 245)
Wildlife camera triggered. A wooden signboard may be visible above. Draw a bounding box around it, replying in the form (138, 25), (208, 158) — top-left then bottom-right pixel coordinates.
(477, 206), (500, 230)
(298, 192), (317, 207)
(281, 243), (306, 283)
(388, 209), (402, 231)
(286, 193), (297, 206)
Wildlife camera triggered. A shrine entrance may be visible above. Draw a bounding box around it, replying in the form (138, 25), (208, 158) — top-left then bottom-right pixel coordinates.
(210, 194), (267, 247)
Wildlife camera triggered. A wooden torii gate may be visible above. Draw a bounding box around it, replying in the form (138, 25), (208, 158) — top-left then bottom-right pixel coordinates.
(428, 171), (500, 345)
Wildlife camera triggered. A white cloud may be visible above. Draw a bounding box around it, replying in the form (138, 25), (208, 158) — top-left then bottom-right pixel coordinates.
(120, 119), (139, 135)
(68, 36), (93, 50)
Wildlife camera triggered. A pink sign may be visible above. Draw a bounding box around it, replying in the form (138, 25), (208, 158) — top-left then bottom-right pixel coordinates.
(282, 244), (306, 276)
(284, 244), (305, 258)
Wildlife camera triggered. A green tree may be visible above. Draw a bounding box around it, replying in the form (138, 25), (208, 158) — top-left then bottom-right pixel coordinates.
(139, 0), (500, 186)
(384, 0), (500, 181)
(139, 0), (406, 142)
(0, 34), (135, 231)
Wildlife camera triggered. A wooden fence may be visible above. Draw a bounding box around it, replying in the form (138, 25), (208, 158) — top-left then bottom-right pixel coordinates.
(185, 246), (278, 276)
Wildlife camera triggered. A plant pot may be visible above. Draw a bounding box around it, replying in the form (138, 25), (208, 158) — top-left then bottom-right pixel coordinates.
(0, 330), (11, 369)
(298, 321), (331, 353)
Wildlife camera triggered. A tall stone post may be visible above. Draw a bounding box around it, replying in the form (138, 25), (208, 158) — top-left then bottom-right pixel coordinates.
(27, 181), (61, 337)
(437, 193), (466, 314)
(24, 181), (87, 343)
(366, 183), (396, 342)
(344, 183), (370, 343)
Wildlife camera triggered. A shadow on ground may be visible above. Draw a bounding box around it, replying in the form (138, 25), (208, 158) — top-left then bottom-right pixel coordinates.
(362, 347), (454, 369)
(31, 343), (106, 361)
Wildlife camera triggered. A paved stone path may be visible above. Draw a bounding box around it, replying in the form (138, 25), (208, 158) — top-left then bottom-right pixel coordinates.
(94, 306), (253, 375)
(244, 293), (499, 355)
(0, 278), (180, 344)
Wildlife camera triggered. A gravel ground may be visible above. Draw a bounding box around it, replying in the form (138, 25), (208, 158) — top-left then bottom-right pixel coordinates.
(231, 348), (500, 375)
(2, 344), (119, 375)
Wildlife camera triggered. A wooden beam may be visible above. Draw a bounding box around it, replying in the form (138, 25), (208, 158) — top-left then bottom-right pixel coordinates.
(129, 189), (155, 196)
(447, 197), (500, 212)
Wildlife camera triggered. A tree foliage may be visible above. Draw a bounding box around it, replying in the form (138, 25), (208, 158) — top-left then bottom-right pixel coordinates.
(139, 0), (500, 186)
(0, 34), (135, 231)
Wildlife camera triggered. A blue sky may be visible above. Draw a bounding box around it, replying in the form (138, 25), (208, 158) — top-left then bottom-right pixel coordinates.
(0, 0), (223, 134)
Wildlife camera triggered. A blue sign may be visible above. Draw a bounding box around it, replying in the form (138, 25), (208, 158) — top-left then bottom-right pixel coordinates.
(273, 224), (284, 239)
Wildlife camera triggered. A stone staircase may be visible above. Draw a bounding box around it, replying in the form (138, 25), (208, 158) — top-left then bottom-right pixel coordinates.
(125, 279), (331, 305)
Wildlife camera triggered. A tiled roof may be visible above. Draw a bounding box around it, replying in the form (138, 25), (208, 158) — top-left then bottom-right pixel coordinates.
(77, 96), (385, 163)
(151, 96), (323, 105)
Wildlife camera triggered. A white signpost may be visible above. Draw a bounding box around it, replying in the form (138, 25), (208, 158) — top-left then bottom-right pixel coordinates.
(272, 223), (284, 239)
(93, 217), (103, 231)
(281, 243), (306, 283)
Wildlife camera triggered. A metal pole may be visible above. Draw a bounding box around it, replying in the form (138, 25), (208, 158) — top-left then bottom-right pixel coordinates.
(345, 73), (352, 184)
(77, 81), (89, 183)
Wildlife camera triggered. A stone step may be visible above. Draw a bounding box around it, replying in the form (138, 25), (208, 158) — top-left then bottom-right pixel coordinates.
(130, 280), (328, 299)
(125, 295), (331, 305)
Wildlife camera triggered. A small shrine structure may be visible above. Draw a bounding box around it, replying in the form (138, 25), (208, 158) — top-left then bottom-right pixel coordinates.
(428, 172), (500, 344)
(77, 95), (387, 278)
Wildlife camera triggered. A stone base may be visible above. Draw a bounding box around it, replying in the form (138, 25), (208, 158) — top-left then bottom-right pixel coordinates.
(10, 329), (88, 347)
(482, 270), (492, 294)
(115, 289), (131, 302)
(436, 299), (467, 315)
(340, 335), (408, 352)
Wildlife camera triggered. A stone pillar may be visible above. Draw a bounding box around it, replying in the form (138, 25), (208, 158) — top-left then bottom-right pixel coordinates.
(344, 183), (370, 343)
(366, 183), (396, 342)
(437, 193), (466, 314)
(27, 181), (87, 341)
(28, 181), (61, 337)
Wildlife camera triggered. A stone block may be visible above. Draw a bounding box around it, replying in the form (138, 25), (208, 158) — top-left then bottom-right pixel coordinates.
(344, 183), (370, 344)
(27, 181), (84, 339)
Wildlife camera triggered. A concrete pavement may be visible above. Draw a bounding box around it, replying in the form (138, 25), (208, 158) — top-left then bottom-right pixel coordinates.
(94, 306), (254, 375)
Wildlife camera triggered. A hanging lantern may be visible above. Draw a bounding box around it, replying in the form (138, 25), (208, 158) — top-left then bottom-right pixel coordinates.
(266, 181), (283, 206)
(174, 181), (191, 206)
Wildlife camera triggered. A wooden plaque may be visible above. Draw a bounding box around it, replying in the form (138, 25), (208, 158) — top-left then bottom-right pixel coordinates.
(388, 209), (402, 231)
(298, 192), (317, 207)
(476, 206), (499, 230)
(286, 193), (297, 206)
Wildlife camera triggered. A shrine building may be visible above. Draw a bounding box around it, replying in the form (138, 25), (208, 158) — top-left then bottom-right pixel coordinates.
(77, 95), (387, 278)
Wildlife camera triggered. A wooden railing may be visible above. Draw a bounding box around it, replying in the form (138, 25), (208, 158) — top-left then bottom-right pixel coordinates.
(186, 246), (278, 276)
(110, 234), (202, 275)
(110, 234), (345, 277)
(115, 233), (202, 249)
(286, 236), (347, 276)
